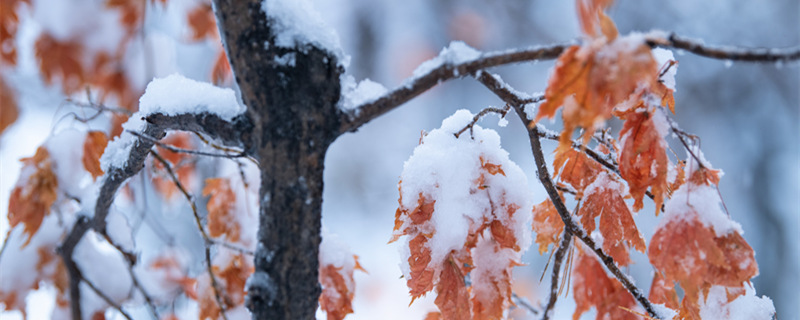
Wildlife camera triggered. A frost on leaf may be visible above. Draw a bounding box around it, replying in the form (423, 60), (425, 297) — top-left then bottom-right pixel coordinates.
(649, 166), (758, 318)
(393, 110), (532, 319)
(579, 172), (645, 266)
(82, 131), (109, 179)
(572, 244), (639, 320)
(618, 108), (668, 214)
(531, 198), (564, 254)
(8, 146), (59, 245)
(319, 229), (365, 320)
(203, 177), (241, 242)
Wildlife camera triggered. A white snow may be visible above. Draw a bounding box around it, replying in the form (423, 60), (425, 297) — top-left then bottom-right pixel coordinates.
(409, 41), (482, 81)
(699, 284), (775, 320)
(339, 75), (388, 112)
(319, 228), (357, 292)
(74, 231), (134, 312)
(659, 164), (741, 235)
(99, 115), (146, 171)
(138, 74), (245, 121)
(261, 0), (349, 66)
(395, 109), (532, 280)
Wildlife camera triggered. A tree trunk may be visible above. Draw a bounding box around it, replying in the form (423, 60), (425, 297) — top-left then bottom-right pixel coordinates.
(213, 1), (344, 319)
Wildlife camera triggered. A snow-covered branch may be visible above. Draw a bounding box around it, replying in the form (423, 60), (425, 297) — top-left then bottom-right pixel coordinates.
(339, 42), (571, 133)
(474, 71), (661, 319)
(648, 32), (800, 62)
(57, 74), (253, 320)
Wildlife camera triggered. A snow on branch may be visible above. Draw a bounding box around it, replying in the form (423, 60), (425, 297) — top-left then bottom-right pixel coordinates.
(57, 75), (253, 320)
(474, 71), (661, 319)
(648, 32), (800, 62)
(339, 42), (571, 133)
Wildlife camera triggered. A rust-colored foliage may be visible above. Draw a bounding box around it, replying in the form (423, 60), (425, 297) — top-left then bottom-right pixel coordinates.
(618, 109), (668, 214)
(152, 132), (195, 198)
(648, 215), (757, 318)
(435, 255), (471, 320)
(7, 147), (58, 245)
(649, 272), (679, 311)
(187, 3), (218, 41)
(82, 131), (109, 179)
(553, 146), (603, 195)
(0, 77), (19, 135)
(572, 245), (639, 320)
(198, 253), (254, 320)
(319, 255), (364, 320)
(35, 33), (86, 94)
(211, 50), (233, 85)
(0, 0), (29, 65)
(579, 174), (645, 266)
(202, 177), (240, 242)
(395, 154), (523, 318)
(105, 0), (145, 33)
(531, 198), (564, 254)
(149, 255), (197, 300)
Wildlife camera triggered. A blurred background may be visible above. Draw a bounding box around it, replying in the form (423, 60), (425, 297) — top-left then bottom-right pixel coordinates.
(1, 0), (797, 319)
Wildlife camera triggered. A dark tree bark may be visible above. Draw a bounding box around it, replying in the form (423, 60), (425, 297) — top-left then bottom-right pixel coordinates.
(213, 1), (344, 319)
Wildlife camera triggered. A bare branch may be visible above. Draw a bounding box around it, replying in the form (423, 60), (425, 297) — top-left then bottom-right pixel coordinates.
(648, 33), (800, 62)
(454, 105), (510, 138)
(475, 71), (661, 319)
(340, 43), (571, 133)
(128, 130), (250, 160)
(57, 111), (251, 319)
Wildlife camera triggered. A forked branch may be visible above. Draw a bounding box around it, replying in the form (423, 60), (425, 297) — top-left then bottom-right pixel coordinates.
(58, 111), (252, 320)
(475, 71), (660, 319)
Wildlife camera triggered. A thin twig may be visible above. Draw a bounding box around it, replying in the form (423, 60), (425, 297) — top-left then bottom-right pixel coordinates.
(454, 105), (510, 138)
(79, 273), (135, 320)
(150, 150), (231, 320)
(542, 231), (573, 320)
(475, 71), (661, 319)
(512, 292), (540, 315)
(648, 33), (800, 62)
(129, 130), (249, 159)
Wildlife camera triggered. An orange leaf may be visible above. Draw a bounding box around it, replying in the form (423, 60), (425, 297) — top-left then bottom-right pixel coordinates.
(576, 0), (615, 39)
(648, 215), (757, 316)
(150, 255), (197, 300)
(0, 0), (30, 65)
(572, 245), (639, 320)
(649, 272), (679, 311)
(579, 173), (645, 266)
(35, 33), (86, 94)
(211, 50), (232, 85)
(407, 234), (435, 300)
(435, 255), (471, 320)
(319, 264), (355, 320)
(552, 146), (603, 195)
(8, 147), (58, 245)
(536, 36), (662, 151)
(106, 0), (144, 33)
(198, 253), (253, 319)
(152, 132), (195, 198)
(532, 198), (564, 254)
(0, 77), (19, 135)
(202, 178), (240, 242)
(187, 3), (218, 41)
(82, 131), (109, 179)
(618, 109), (668, 214)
